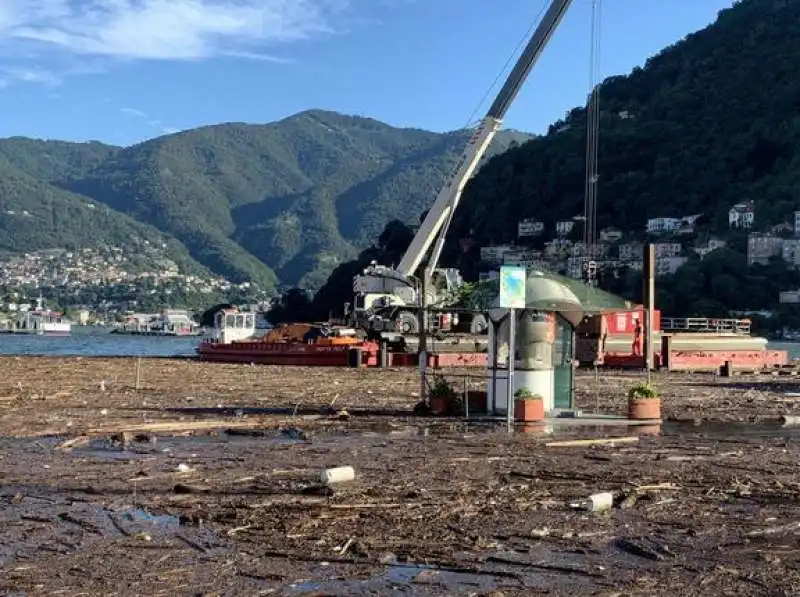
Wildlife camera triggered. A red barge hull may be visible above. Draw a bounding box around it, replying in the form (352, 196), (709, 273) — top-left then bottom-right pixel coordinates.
(197, 340), (380, 367)
(197, 310), (788, 371)
(197, 341), (788, 371)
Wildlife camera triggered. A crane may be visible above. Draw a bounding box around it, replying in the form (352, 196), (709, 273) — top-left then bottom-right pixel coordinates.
(351, 0), (574, 338)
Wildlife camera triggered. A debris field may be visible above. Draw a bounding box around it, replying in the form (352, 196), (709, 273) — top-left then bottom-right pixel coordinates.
(1, 356), (800, 596)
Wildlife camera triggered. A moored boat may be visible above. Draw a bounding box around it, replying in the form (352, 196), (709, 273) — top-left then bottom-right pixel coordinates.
(0, 298), (71, 336)
(196, 308), (379, 366)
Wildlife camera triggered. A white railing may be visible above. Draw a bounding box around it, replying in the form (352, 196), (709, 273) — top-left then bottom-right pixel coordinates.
(661, 317), (751, 335)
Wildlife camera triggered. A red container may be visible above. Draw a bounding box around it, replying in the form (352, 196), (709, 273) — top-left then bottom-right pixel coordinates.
(605, 308), (661, 335)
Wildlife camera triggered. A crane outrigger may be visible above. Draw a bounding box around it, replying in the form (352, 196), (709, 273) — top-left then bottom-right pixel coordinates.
(351, 0), (574, 339)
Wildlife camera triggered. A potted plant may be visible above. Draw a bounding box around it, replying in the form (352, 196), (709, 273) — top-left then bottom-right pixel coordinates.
(627, 382), (661, 420)
(514, 388), (545, 422)
(428, 376), (458, 415)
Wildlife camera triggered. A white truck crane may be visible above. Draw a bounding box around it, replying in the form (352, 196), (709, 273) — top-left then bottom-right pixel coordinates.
(351, 0), (574, 338)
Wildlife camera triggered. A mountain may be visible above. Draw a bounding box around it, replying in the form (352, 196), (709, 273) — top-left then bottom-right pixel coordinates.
(0, 111), (529, 292)
(0, 157), (206, 275)
(37, 110), (526, 291)
(0, 137), (119, 182)
(311, 0), (800, 318)
(448, 0), (800, 250)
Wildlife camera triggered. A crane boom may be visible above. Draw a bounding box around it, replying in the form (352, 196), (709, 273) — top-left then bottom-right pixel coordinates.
(395, 0), (574, 278)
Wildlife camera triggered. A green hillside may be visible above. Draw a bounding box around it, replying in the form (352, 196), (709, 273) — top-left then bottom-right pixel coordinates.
(449, 0), (800, 248)
(0, 138), (119, 182)
(43, 109), (526, 290)
(0, 109), (528, 293)
(0, 160), (206, 274)
(311, 0), (800, 318)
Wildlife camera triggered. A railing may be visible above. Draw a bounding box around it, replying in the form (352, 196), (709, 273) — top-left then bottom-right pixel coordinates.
(661, 317), (751, 336)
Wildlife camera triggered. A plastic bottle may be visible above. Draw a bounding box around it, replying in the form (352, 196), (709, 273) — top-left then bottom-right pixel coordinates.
(571, 491), (613, 512)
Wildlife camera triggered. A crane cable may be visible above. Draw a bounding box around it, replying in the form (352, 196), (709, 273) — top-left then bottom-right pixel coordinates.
(583, 0), (602, 283)
(461, 0), (550, 129)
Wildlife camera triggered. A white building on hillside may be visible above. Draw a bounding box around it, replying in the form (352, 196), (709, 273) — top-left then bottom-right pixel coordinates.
(729, 201), (755, 229)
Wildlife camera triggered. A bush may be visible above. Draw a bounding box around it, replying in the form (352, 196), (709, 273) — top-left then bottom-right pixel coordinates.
(514, 387), (543, 400)
(627, 382), (659, 400)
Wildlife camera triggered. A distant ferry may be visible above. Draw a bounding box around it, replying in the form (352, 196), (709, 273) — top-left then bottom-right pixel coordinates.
(111, 309), (201, 336)
(0, 298), (71, 336)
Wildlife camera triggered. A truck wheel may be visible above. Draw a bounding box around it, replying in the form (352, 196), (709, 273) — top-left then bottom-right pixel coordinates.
(470, 314), (488, 335)
(397, 311), (419, 334)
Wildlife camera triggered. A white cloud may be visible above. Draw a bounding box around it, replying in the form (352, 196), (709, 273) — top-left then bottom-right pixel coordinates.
(121, 107), (147, 117)
(0, 66), (61, 86)
(118, 107), (180, 136)
(0, 0), (353, 64)
(0, 0), (411, 87)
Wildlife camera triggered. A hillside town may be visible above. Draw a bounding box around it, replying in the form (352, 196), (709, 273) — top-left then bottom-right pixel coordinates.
(0, 244), (265, 325)
(0, 245), (243, 294)
(475, 201), (800, 305)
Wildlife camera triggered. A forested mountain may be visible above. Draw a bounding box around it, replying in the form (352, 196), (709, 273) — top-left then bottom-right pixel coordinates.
(448, 0), (800, 246)
(312, 0), (800, 319)
(0, 110), (528, 292)
(0, 158), (205, 274)
(0, 138), (119, 182)
(7, 0), (796, 313)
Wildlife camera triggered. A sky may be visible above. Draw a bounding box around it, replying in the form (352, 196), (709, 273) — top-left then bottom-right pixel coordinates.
(0, 0), (736, 146)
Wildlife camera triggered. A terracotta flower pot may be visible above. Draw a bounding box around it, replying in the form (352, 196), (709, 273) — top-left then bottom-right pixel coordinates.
(514, 398), (545, 422)
(628, 398), (661, 420)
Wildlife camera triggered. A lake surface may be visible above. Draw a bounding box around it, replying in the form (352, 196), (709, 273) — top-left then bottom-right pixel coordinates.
(0, 327), (798, 360)
(0, 326), (199, 357)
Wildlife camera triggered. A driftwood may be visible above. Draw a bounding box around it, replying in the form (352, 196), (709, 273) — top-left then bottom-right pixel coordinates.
(545, 437), (639, 448)
(746, 522), (800, 537)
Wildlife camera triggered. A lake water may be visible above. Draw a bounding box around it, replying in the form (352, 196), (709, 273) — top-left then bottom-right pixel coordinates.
(0, 326), (199, 357)
(0, 327), (798, 360)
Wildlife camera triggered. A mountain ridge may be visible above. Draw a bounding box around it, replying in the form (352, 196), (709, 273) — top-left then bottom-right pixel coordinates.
(0, 110), (531, 292)
(310, 0), (800, 319)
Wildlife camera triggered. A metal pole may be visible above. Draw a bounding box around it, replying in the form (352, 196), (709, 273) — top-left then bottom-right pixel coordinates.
(135, 357), (141, 390)
(490, 318), (498, 414)
(419, 276), (428, 404)
(463, 374), (469, 420)
(507, 309), (516, 432)
(643, 244), (655, 383)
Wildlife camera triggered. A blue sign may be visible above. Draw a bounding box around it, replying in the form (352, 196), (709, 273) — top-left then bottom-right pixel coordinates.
(499, 265), (526, 309)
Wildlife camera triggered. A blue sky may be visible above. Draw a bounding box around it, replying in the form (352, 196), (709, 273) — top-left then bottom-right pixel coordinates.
(0, 0), (735, 146)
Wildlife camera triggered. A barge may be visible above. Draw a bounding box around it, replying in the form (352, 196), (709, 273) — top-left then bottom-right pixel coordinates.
(576, 311), (788, 371)
(196, 309), (380, 366)
(197, 305), (787, 372)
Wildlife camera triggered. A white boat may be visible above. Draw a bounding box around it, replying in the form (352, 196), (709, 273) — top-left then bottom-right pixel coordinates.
(1, 297), (72, 336)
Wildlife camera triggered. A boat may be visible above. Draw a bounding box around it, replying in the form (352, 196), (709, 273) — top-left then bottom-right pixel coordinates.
(0, 297), (71, 336)
(111, 309), (201, 336)
(197, 302), (786, 371)
(196, 308), (379, 366)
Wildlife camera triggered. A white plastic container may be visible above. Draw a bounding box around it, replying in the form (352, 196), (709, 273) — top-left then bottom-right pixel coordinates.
(571, 491), (613, 512)
(320, 466), (355, 485)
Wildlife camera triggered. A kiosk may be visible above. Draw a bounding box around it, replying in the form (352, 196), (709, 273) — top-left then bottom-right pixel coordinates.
(485, 269), (631, 417)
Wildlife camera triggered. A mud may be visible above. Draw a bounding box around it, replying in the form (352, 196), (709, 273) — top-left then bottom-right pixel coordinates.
(2, 357), (800, 595)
